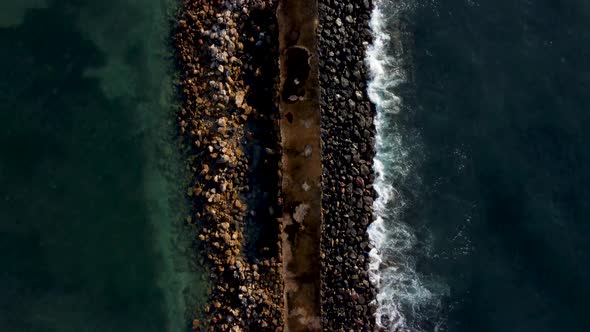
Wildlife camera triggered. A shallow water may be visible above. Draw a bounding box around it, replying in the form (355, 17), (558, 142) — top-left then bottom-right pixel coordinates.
(369, 0), (590, 331)
(0, 1), (206, 331)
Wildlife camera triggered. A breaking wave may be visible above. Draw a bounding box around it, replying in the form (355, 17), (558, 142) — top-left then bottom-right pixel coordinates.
(366, 1), (444, 331)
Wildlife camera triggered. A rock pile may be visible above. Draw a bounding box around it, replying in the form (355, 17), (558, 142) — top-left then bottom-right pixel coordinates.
(173, 1), (283, 331)
(318, 0), (377, 330)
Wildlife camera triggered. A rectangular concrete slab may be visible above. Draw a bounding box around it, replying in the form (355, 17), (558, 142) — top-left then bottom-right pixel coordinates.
(277, 0), (322, 331)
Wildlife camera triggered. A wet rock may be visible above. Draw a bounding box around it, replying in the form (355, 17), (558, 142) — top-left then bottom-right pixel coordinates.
(360, 164), (370, 176)
(318, 0), (376, 329)
(192, 319), (200, 330)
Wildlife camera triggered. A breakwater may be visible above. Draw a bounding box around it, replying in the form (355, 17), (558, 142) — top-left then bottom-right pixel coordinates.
(174, 1), (284, 330)
(318, 0), (377, 330)
(174, 0), (377, 330)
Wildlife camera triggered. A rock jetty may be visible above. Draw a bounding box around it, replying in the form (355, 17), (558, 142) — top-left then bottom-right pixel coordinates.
(318, 0), (377, 330)
(173, 0), (377, 330)
(173, 0), (284, 331)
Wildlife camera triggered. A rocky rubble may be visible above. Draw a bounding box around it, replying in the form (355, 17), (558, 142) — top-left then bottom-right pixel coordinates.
(318, 0), (377, 330)
(173, 1), (283, 331)
(173, 0), (378, 329)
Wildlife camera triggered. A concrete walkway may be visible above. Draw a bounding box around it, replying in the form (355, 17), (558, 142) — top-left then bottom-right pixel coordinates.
(277, 0), (322, 331)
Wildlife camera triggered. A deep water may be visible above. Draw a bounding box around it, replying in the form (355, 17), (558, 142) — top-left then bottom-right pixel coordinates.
(371, 0), (590, 331)
(0, 1), (206, 331)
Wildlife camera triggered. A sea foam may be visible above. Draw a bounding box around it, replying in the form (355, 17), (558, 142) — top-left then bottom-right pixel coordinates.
(366, 1), (440, 331)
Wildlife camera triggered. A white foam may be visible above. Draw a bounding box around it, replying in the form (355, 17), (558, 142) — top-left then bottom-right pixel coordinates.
(366, 1), (440, 331)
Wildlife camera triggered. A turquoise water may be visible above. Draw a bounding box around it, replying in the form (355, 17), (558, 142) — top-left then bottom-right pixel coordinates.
(0, 1), (206, 331)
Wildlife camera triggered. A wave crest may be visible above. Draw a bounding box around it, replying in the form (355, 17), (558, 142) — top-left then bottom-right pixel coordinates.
(366, 1), (443, 331)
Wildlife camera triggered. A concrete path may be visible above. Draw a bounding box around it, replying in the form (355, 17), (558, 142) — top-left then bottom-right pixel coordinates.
(277, 0), (322, 331)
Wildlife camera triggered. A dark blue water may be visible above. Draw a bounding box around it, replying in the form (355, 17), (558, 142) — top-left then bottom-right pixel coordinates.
(0, 1), (206, 331)
(371, 0), (590, 331)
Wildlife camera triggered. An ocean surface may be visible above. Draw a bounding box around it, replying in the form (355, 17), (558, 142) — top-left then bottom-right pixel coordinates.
(368, 0), (590, 331)
(3, 0), (590, 331)
(0, 1), (207, 331)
